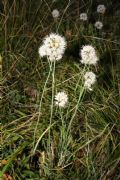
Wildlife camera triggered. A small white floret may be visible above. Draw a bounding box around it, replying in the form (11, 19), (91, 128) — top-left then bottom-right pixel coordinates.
(95, 21), (103, 29)
(52, 9), (60, 18)
(38, 45), (47, 57)
(80, 45), (99, 65)
(55, 91), (68, 107)
(80, 13), (88, 21)
(84, 71), (96, 91)
(97, 4), (106, 14)
(38, 33), (67, 61)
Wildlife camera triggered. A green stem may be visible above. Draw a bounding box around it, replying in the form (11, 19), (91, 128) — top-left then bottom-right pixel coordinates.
(33, 61), (52, 153)
(67, 86), (85, 133)
(48, 60), (56, 162)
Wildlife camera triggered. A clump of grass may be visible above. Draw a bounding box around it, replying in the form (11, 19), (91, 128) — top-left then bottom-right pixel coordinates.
(1, 0), (120, 179)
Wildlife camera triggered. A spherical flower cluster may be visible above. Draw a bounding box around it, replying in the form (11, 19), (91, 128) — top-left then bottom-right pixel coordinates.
(55, 91), (68, 107)
(84, 71), (96, 91)
(38, 33), (67, 61)
(80, 13), (88, 21)
(52, 9), (60, 18)
(97, 4), (106, 14)
(80, 45), (99, 65)
(95, 21), (103, 29)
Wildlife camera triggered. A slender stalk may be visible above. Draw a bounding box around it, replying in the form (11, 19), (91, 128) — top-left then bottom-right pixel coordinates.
(67, 65), (88, 132)
(75, 65), (87, 92)
(48, 60), (56, 165)
(33, 61), (52, 153)
(67, 86), (85, 133)
(50, 60), (56, 127)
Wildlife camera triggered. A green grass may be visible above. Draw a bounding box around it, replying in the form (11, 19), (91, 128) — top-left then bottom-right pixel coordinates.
(1, 0), (120, 179)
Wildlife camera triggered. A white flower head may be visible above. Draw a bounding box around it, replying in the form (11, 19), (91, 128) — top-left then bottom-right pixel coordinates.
(84, 71), (96, 91)
(38, 33), (67, 61)
(97, 4), (106, 14)
(95, 21), (103, 29)
(80, 45), (99, 65)
(55, 91), (68, 107)
(52, 9), (60, 18)
(80, 13), (88, 21)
